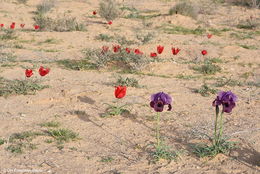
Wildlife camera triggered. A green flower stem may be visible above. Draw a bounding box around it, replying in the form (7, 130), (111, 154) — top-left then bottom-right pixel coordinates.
(156, 112), (161, 147)
(213, 106), (219, 146)
(217, 110), (224, 145)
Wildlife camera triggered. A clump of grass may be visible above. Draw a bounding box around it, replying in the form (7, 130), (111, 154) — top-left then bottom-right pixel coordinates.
(0, 29), (17, 40)
(195, 84), (217, 97)
(149, 142), (181, 163)
(193, 140), (236, 158)
(6, 131), (43, 154)
(192, 62), (221, 75)
(56, 59), (96, 71)
(115, 75), (140, 88)
(36, 0), (56, 15)
(47, 128), (78, 144)
(99, 0), (121, 21)
(40, 121), (60, 128)
(215, 77), (243, 87)
(16, 0), (28, 4)
(95, 34), (114, 42)
(169, 1), (198, 19)
(100, 156), (114, 163)
(0, 78), (49, 97)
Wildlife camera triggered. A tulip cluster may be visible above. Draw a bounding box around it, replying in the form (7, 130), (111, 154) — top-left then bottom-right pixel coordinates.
(25, 66), (50, 78)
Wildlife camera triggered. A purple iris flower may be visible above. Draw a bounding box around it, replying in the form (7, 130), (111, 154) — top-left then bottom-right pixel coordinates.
(213, 91), (237, 113)
(150, 92), (172, 112)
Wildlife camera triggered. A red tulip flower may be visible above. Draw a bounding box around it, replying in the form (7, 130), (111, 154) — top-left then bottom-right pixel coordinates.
(25, 69), (33, 78)
(39, 66), (50, 76)
(134, 49), (143, 55)
(0, 24), (4, 28)
(108, 21), (113, 25)
(34, 25), (40, 30)
(113, 45), (121, 53)
(93, 11), (97, 15)
(207, 34), (212, 39)
(150, 52), (157, 57)
(157, 45), (164, 54)
(101, 46), (109, 53)
(114, 86), (126, 99)
(125, 48), (131, 54)
(201, 50), (207, 56)
(20, 24), (25, 28)
(172, 48), (180, 55)
(10, 24), (15, 29)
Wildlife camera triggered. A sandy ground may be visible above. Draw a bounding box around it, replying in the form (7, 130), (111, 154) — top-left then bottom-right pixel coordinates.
(0, 0), (259, 173)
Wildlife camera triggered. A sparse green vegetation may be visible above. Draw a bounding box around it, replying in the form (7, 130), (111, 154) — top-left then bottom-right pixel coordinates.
(95, 34), (114, 42)
(40, 121), (61, 128)
(115, 75), (141, 88)
(0, 138), (5, 145)
(175, 74), (200, 80)
(82, 48), (149, 72)
(0, 78), (49, 97)
(136, 32), (154, 44)
(0, 29), (17, 40)
(100, 156), (114, 163)
(215, 77), (243, 87)
(47, 128), (78, 144)
(57, 59), (96, 71)
(7, 131), (43, 154)
(192, 62), (221, 75)
(193, 140), (237, 158)
(195, 83), (217, 97)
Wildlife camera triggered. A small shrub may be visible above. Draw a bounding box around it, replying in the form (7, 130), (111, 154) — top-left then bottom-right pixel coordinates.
(99, 0), (121, 21)
(36, 0), (56, 15)
(83, 48), (149, 71)
(33, 14), (86, 32)
(169, 1), (198, 19)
